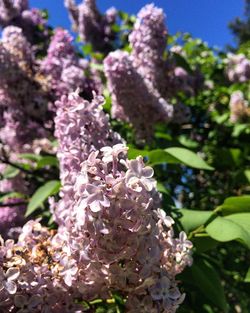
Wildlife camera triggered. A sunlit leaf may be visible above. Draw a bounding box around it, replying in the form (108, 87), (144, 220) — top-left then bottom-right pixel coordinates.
(25, 180), (61, 217)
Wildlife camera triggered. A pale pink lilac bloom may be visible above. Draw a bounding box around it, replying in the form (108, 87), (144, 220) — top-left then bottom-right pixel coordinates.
(40, 28), (97, 102)
(0, 26), (49, 150)
(229, 90), (250, 122)
(129, 3), (168, 95)
(0, 93), (192, 312)
(64, 0), (117, 52)
(0, 0), (48, 46)
(104, 50), (173, 140)
(226, 53), (250, 82)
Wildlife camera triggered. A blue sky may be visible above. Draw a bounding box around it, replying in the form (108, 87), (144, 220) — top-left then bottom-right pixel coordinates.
(30, 0), (245, 48)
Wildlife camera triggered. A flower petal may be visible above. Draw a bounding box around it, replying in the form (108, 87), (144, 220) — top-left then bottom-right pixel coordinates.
(6, 267), (20, 281)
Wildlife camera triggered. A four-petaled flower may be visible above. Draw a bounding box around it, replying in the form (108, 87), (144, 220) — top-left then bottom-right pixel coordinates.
(126, 156), (155, 191)
(101, 144), (127, 163)
(81, 184), (110, 213)
(156, 208), (174, 228)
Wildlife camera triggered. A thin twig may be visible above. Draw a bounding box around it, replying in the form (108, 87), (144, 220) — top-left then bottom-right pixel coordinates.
(0, 157), (34, 175)
(0, 201), (27, 207)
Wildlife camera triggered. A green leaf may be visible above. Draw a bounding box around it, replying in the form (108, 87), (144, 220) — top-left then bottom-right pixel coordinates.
(178, 209), (213, 233)
(206, 213), (250, 248)
(128, 147), (213, 170)
(25, 180), (61, 217)
(127, 148), (149, 160)
(148, 149), (178, 166)
(172, 53), (192, 73)
(90, 62), (104, 72)
(193, 237), (218, 253)
(157, 182), (171, 195)
(82, 43), (93, 55)
(0, 192), (26, 202)
(111, 24), (120, 33)
(154, 132), (172, 141)
(245, 267), (250, 283)
(2, 166), (20, 179)
(118, 11), (129, 20)
(191, 259), (228, 312)
(165, 147), (214, 170)
(232, 124), (248, 137)
(244, 170), (250, 183)
(128, 148), (177, 165)
(178, 135), (199, 149)
(214, 112), (229, 124)
(18, 153), (42, 162)
(36, 156), (59, 169)
(218, 195), (250, 215)
(214, 148), (242, 168)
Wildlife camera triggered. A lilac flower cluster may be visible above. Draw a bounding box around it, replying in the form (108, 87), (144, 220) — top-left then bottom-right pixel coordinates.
(104, 4), (192, 140)
(104, 50), (174, 140)
(0, 26), (99, 150)
(0, 0), (48, 46)
(129, 3), (167, 95)
(0, 26), (49, 150)
(0, 0), (28, 26)
(0, 221), (84, 312)
(0, 22), (101, 237)
(0, 92), (192, 312)
(53, 91), (122, 224)
(226, 53), (250, 83)
(229, 90), (250, 123)
(0, 26), (51, 239)
(55, 143), (192, 312)
(40, 28), (100, 103)
(64, 0), (117, 52)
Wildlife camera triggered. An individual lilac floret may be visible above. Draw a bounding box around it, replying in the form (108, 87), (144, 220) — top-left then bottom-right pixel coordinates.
(229, 90), (250, 123)
(129, 3), (167, 95)
(104, 50), (173, 140)
(64, 0), (117, 52)
(40, 28), (98, 102)
(226, 53), (250, 83)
